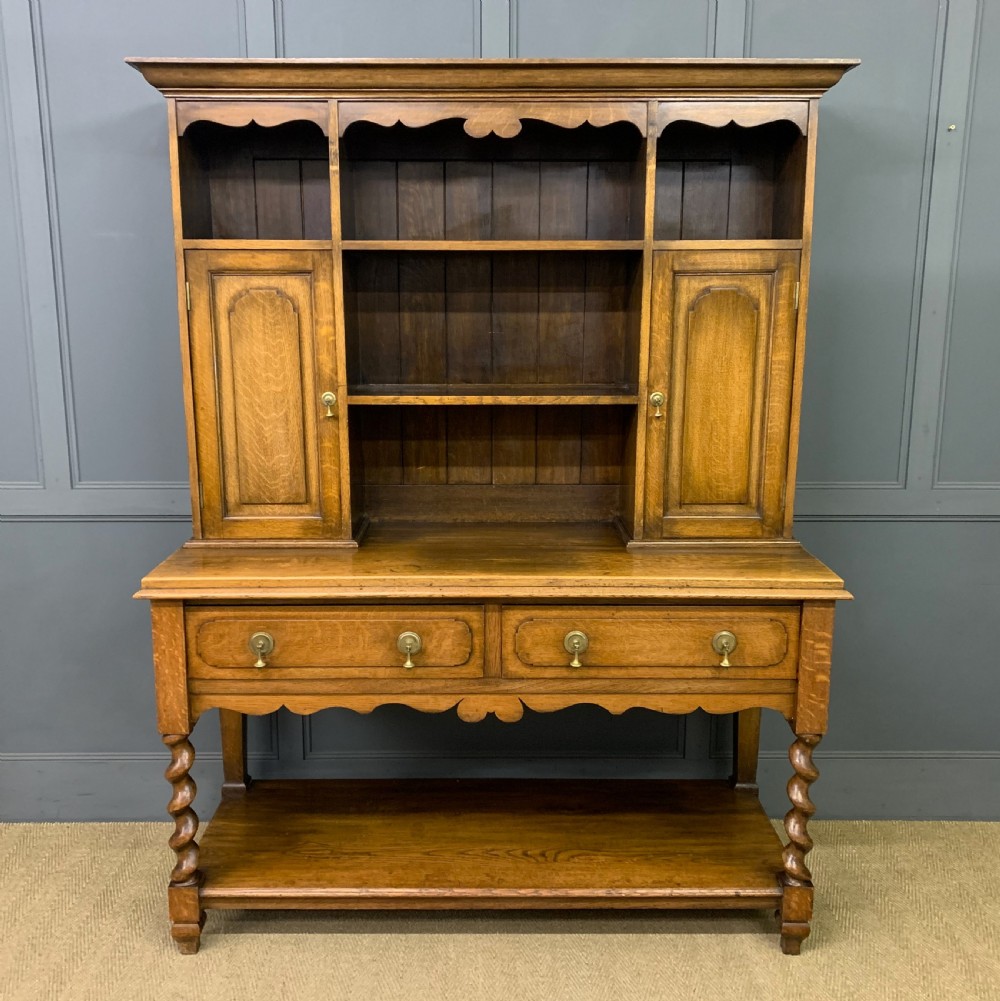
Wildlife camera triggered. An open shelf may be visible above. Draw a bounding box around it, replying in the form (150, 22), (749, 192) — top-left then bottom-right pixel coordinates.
(345, 251), (642, 393)
(349, 403), (633, 525)
(342, 239), (644, 251)
(651, 239), (803, 251)
(198, 779), (784, 909)
(656, 121), (806, 241)
(178, 121), (331, 240)
(348, 385), (637, 405)
(340, 119), (645, 242)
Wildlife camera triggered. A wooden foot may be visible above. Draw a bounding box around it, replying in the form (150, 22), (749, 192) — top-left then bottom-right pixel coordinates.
(164, 733), (203, 953)
(779, 731), (821, 953)
(779, 879), (813, 954)
(169, 884), (205, 954)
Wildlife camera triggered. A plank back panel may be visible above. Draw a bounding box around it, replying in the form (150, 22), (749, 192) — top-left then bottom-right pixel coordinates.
(350, 404), (632, 522)
(180, 121), (331, 240)
(654, 122), (803, 241)
(345, 252), (640, 391)
(340, 119), (644, 241)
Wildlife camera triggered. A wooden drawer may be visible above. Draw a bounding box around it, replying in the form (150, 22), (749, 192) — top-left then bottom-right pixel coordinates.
(501, 606), (799, 679)
(187, 606), (484, 679)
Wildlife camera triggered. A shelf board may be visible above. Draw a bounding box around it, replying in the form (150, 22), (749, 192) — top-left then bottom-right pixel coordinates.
(342, 240), (644, 252)
(348, 386), (638, 406)
(197, 779), (785, 909)
(652, 239), (803, 251)
(182, 239), (333, 250)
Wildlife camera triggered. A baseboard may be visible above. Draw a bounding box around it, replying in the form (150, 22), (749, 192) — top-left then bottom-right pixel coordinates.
(1, 751), (997, 821)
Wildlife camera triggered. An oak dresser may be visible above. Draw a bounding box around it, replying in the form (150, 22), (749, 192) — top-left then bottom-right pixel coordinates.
(130, 57), (856, 954)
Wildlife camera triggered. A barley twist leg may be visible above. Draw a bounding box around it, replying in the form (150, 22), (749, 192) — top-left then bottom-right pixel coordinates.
(163, 733), (204, 954)
(780, 732), (821, 955)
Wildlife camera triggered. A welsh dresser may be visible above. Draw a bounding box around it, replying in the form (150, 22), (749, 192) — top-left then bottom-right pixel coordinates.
(130, 57), (856, 954)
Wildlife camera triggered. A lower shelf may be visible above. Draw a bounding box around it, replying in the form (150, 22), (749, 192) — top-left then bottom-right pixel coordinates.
(197, 779), (784, 910)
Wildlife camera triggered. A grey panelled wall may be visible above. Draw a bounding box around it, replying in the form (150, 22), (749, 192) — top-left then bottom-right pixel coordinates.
(0, 0), (997, 820)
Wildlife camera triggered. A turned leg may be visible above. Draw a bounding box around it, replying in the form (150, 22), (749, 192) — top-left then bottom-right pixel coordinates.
(219, 709), (251, 797)
(780, 731), (821, 955)
(164, 733), (204, 954)
(731, 708), (761, 791)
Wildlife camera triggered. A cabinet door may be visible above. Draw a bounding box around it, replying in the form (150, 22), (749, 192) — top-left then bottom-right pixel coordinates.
(185, 250), (342, 540)
(644, 250), (799, 539)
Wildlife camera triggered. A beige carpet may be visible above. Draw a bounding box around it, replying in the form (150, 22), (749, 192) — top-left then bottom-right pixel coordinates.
(1, 821), (999, 1001)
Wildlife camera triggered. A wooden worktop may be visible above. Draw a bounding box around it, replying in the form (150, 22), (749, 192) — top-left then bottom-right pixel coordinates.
(137, 522), (849, 602)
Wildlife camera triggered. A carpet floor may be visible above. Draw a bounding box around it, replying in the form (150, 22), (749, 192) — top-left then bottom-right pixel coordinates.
(1, 820), (998, 1001)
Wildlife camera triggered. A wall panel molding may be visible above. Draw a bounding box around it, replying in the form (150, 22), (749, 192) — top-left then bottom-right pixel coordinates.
(790, 0), (947, 494)
(713, 0), (747, 57)
(26, 0), (84, 492)
(511, 0), (714, 58)
(0, 0), (71, 499)
(0, 3), (43, 488)
(929, 1), (994, 488)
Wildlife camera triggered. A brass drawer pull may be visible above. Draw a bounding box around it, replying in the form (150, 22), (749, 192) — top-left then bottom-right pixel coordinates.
(649, 391), (665, 418)
(248, 631), (274, 669)
(712, 630), (737, 667)
(321, 391), (337, 417)
(396, 630), (422, 669)
(563, 630), (589, 668)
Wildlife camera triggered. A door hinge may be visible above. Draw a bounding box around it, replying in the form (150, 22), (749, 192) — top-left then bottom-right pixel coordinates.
(185, 281), (191, 311)
(793, 281), (800, 311)
(198, 482), (204, 509)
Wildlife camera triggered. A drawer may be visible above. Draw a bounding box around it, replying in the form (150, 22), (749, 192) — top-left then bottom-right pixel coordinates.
(501, 606), (799, 679)
(187, 605), (484, 679)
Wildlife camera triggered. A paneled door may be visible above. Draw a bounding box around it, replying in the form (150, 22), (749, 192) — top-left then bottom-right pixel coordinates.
(644, 249), (800, 539)
(185, 250), (342, 540)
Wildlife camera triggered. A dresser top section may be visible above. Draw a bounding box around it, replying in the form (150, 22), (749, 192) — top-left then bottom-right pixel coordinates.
(136, 523), (849, 602)
(126, 57), (858, 99)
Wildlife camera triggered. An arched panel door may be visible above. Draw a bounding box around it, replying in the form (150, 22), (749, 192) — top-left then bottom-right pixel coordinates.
(644, 249), (800, 539)
(185, 249), (344, 540)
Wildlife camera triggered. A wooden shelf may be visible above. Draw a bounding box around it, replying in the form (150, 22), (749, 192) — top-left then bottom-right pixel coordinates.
(348, 386), (638, 406)
(652, 239), (803, 251)
(182, 239), (333, 250)
(197, 779), (785, 909)
(342, 240), (644, 252)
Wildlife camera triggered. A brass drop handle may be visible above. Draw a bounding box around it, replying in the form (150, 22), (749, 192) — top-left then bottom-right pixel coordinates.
(396, 630), (422, 669)
(563, 630), (590, 668)
(649, 391), (665, 418)
(321, 391), (337, 417)
(248, 631), (275, 669)
(712, 630), (737, 668)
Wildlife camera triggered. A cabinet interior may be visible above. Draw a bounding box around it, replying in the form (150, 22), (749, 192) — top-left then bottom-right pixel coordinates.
(349, 403), (634, 525)
(344, 251), (643, 394)
(178, 121), (331, 239)
(340, 119), (645, 241)
(655, 121), (806, 240)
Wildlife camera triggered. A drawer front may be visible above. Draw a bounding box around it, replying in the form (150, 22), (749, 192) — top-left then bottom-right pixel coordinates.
(501, 606), (799, 679)
(188, 606), (484, 679)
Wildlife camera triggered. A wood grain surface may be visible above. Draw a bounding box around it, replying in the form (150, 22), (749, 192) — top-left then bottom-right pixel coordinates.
(502, 604), (798, 678)
(137, 521), (848, 600)
(196, 779), (784, 907)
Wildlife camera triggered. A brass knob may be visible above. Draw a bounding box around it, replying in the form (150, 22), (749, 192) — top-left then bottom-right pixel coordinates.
(321, 391), (337, 417)
(649, 391), (664, 418)
(712, 630), (737, 668)
(396, 630), (422, 669)
(248, 631), (274, 669)
(563, 630), (589, 668)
